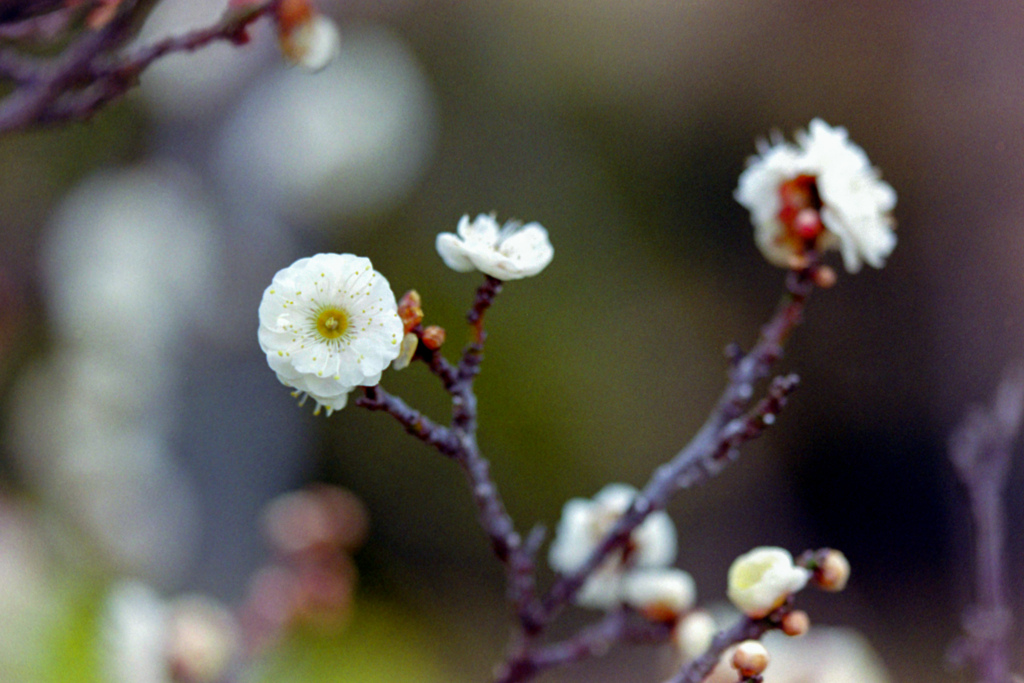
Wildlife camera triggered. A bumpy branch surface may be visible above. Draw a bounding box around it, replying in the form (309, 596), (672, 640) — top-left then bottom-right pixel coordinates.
(947, 363), (1024, 683)
(0, 0), (276, 134)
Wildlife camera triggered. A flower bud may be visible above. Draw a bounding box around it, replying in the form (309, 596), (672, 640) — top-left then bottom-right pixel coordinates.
(421, 325), (446, 350)
(165, 597), (240, 683)
(814, 549), (851, 592)
(732, 640), (770, 677)
(275, 0), (340, 72)
(781, 610), (810, 637)
(392, 333), (418, 370)
(397, 290), (424, 333)
(673, 610), (716, 661)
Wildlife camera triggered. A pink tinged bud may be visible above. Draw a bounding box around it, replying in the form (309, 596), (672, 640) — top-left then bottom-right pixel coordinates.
(814, 549), (851, 592)
(421, 325), (446, 350)
(781, 610), (810, 637)
(397, 290), (424, 333)
(732, 640), (770, 677)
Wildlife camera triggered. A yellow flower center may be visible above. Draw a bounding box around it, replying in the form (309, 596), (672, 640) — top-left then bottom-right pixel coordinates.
(316, 307), (349, 340)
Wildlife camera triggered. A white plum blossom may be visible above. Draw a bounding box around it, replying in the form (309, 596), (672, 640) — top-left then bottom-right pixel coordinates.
(258, 253), (403, 416)
(735, 119), (896, 273)
(436, 214), (554, 280)
(548, 484), (678, 610)
(727, 547), (810, 618)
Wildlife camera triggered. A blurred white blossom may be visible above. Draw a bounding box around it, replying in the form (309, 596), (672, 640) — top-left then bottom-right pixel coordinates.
(548, 484), (677, 609)
(135, 0), (270, 123)
(215, 24), (436, 227)
(102, 582), (239, 683)
(620, 568), (696, 617)
(258, 253), (403, 415)
(735, 119), (896, 272)
(436, 214), (554, 280)
(42, 163), (218, 361)
(727, 547), (809, 619)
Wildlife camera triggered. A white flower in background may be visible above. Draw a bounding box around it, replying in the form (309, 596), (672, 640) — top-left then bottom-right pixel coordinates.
(102, 582), (169, 683)
(101, 583), (239, 683)
(548, 484), (677, 609)
(735, 119), (896, 273)
(215, 24), (436, 227)
(621, 568), (696, 618)
(436, 214), (554, 280)
(258, 253), (403, 415)
(727, 547), (810, 618)
(42, 163), (218, 361)
(674, 610), (717, 661)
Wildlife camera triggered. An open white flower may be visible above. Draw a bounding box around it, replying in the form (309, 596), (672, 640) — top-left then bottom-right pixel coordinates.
(548, 483), (677, 609)
(727, 547), (810, 618)
(258, 253), (403, 415)
(436, 214), (553, 280)
(735, 119), (896, 273)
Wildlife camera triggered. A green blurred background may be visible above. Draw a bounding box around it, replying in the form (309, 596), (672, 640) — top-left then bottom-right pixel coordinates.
(2, 1), (1023, 682)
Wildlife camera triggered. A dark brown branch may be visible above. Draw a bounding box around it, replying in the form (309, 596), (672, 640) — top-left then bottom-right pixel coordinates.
(0, 0), (276, 134)
(495, 609), (674, 683)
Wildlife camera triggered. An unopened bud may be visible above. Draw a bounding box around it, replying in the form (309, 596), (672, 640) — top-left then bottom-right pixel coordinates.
(421, 325), (446, 350)
(673, 610), (716, 661)
(397, 290), (424, 333)
(781, 609), (810, 637)
(275, 0), (340, 72)
(166, 597), (240, 683)
(812, 265), (837, 288)
(392, 332), (418, 370)
(814, 549), (850, 592)
(731, 640), (770, 677)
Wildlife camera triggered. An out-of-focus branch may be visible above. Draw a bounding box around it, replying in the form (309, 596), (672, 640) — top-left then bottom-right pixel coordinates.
(947, 362), (1024, 683)
(0, 0), (276, 134)
(495, 609), (674, 683)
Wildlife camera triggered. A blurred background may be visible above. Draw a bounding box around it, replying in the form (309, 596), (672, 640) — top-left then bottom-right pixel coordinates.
(1, 0), (1023, 681)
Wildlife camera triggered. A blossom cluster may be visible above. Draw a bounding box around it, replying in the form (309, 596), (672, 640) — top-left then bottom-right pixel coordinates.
(548, 484), (696, 617)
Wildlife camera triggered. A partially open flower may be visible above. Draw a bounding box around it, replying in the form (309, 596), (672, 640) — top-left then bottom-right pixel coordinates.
(258, 253), (403, 415)
(436, 214), (553, 280)
(727, 547), (810, 619)
(735, 119), (896, 273)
